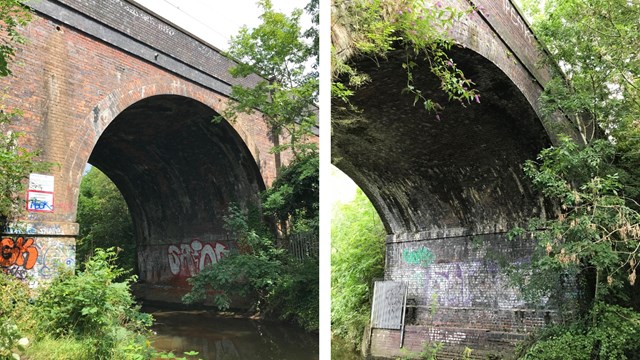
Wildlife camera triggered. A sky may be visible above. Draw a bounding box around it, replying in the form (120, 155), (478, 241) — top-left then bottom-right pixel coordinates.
(130, 0), (308, 51)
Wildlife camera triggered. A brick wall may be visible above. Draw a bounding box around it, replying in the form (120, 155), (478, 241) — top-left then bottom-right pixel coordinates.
(369, 234), (558, 358)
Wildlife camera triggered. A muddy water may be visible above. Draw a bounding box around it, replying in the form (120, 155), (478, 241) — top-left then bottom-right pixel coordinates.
(148, 310), (319, 360)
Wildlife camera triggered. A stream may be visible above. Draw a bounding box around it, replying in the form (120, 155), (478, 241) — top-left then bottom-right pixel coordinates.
(147, 309), (319, 360)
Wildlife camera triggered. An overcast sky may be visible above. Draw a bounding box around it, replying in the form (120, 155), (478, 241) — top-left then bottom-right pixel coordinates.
(130, 0), (308, 51)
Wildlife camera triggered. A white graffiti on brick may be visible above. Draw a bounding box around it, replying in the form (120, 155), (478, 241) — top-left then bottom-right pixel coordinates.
(167, 239), (229, 277)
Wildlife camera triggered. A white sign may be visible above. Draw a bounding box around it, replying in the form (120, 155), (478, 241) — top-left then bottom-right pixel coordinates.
(28, 173), (54, 192)
(26, 191), (54, 212)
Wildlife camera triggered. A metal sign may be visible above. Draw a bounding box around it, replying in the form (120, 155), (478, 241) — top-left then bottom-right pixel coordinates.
(371, 281), (407, 330)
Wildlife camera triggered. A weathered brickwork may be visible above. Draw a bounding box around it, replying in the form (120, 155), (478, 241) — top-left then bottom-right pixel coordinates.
(0, 1), (314, 293)
(333, 1), (571, 357)
(374, 234), (558, 357)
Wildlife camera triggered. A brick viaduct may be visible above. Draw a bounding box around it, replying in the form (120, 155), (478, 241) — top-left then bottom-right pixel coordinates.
(332, 0), (586, 357)
(0, 0), (310, 301)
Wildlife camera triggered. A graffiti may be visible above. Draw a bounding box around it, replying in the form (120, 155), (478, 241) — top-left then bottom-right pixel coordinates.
(3, 265), (28, 280)
(1, 237), (38, 271)
(428, 328), (467, 345)
(402, 247), (435, 267)
(423, 263), (476, 307)
(107, 0), (176, 36)
(35, 242), (75, 279)
(167, 240), (229, 277)
(4, 223), (63, 235)
(503, 0), (535, 45)
(28, 198), (53, 211)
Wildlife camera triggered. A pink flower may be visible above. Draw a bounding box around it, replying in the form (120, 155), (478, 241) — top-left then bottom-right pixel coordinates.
(435, 1), (442, 8)
(475, 94), (481, 103)
(435, 114), (441, 121)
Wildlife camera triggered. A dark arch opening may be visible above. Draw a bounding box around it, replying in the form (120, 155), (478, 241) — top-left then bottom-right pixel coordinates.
(332, 47), (553, 237)
(85, 94), (265, 296)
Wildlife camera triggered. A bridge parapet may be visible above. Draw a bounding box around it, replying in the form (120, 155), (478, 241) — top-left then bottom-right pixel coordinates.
(25, 0), (263, 96)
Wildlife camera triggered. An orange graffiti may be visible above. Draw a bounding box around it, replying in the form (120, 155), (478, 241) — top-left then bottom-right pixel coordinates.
(0, 237), (38, 269)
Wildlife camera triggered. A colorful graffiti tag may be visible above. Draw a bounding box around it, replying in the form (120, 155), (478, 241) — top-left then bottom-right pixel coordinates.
(167, 240), (229, 277)
(402, 246), (436, 267)
(1, 237), (38, 278)
(35, 242), (76, 279)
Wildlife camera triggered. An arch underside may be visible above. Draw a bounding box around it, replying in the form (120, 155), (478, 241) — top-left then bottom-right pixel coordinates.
(89, 95), (264, 286)
(333, 47), (552, 237)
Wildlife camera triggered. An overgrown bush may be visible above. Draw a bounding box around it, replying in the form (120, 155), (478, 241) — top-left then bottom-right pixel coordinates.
(0, 270), (33, 360)
(518, 303), (640, 359)
(33, 248), (153, 359)
(183, 203), (319, 331)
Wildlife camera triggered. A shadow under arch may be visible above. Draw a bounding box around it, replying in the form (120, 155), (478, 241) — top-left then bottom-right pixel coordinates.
(86, 94), (265, 294)
(333, 46), (554, 239)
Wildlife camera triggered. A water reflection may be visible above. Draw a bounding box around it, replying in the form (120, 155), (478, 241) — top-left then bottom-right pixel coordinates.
(149, 310), (319, 360)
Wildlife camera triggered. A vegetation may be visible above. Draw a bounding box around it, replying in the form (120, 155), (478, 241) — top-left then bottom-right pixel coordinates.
(76, 167), (136, 272)
(183, 153), (319, 331)
(218, 0), (318, 158)
(182, 0), (319, 332)
(331, 188), (385, 349)
(331, 0), (479, 116)
(507, 0), (640, 358)
(1, 249), (157, 360)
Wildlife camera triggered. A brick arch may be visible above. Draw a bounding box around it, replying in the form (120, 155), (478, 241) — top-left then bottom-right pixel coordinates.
(65, 77), (268, 215)
(64, 81), (271, 289)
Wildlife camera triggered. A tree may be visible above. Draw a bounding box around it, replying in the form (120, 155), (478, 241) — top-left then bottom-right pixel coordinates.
(76, 168), (136, 272)
(0, 0), (48, 225)
(507, 1), (640, 357)
(219, 0), (318, 158)
(331, 188), (385, 349)
(510, 0), (640, 308)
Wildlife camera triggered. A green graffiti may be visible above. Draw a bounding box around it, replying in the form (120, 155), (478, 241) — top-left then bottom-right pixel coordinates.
(402, 247), (435, 267)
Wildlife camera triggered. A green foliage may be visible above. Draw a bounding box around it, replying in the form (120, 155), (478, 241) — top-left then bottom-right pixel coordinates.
(518, 303), (640, 360)
(332, 0), (479, 114)
(76, 167), (136, 272)
(0, 0), (30, 77)
(184, 146), (318, 330)
(184, 203), (319, 331)
(331, 189), (386, 348)
(262, 152), (319, 235)
(219, 0), (317, 158)
(24, 336), (95, 360)
(0, 321), (27, 360)
(510, 138), (640, 357)
(518, 0), (640, 143)
(0, 267), (33, 360)
(0, 250), (158, 360)
(512, 137), (640, 308)
(33, 248), (153, 359)
(269, 257), (319, 330)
